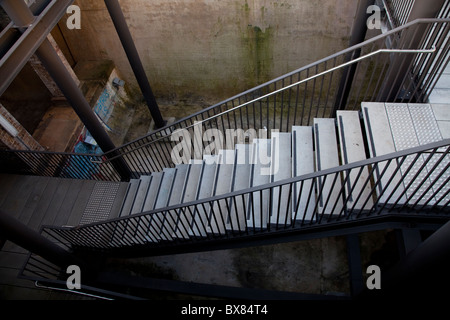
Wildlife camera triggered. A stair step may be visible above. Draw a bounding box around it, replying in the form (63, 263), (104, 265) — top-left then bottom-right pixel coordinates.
(142, 171), (164, 212)
(167, 164), (189, 238)
(337, 111), (374, 211)
(314, 118), (343, 215)
(130, 175), (152, 214)
(119, 179), (141, 217)
(248, 139), (271, 228)
(152, 168), (177, 240)
(211, 150), (235, 234)
(292, 126), (315, 221)
(361, 102), (406, 204)
(195, 157), (218, 235)
(270, 132), (292, 225)
(168, 165), (189, 206)
(179, 160), (204, 238)
(228, 144), (252, 232)
(138, 171), (164, 242)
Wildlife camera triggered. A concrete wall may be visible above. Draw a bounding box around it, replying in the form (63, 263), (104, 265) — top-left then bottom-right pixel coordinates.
(57, 0), (358, 104)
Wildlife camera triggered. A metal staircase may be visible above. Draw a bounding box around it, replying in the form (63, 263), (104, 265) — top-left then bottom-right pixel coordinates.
(0, 18), (447, 257)
(42, 102), (449, 256)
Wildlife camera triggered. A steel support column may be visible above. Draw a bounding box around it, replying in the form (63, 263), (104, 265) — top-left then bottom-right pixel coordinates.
(34, 39), (131, 181)
(333, 0), (374, 114)
(0, 0), (132, 181)
(104, 0), (166, 129)
(346, 234), (364, 296)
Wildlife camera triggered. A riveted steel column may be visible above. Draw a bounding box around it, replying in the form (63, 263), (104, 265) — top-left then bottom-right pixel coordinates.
(0, 0), (132, 181)
(104, 0), (166, 129)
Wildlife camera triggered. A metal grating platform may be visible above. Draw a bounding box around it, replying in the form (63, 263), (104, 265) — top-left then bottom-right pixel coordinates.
(80, 182), (121, 225)
(385, 103), (449, 205)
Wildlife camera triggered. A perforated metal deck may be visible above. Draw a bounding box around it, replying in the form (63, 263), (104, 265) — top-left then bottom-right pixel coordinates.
(80, 182), (121, 225)
(384, 103), (449, 205)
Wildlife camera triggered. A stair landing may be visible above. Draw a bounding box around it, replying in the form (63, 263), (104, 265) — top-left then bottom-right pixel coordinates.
(0, 174), (128, 298)
(362, 102), (450, 204)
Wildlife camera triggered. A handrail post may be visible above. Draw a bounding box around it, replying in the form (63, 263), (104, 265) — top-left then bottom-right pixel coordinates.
(104, 0), (166, 129)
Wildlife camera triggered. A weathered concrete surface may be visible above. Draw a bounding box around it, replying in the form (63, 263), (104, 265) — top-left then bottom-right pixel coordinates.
(57, 0), (357, 104)
(109, 236), (352, 296)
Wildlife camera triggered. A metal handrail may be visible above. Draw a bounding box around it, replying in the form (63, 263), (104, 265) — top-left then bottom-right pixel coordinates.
(1, 18), (448, 182)
(89, 46), (437, 165)
(106, 18), (449, 147)
(44, 138), (450, 245)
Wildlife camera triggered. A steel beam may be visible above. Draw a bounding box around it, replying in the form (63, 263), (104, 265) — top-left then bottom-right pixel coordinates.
(0, 0), (131, 181)
(346, 234), (364, 296)
(35, 38), (132, 181)
(0, 0), (74, 96)
(333, 0), (375, 113)
(104, 0), (166, 129)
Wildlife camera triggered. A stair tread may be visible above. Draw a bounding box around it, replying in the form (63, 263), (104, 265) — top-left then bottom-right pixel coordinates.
(142, 171), (163, 212)
(152, 168), (177, 240)
(233, 144), (252, 191)
(130, 175), (152, 214)
(154, 168), (176, 209)
(211, 150), (235, 234)
(179, 162), (203, 238)
(164, 165), (189, 238)
(227, 145), (251, 231)
(248, 139), (271, 228)
(168, 165), (189, 206)
(270, 132), (292, 225)
(337, 111), (374, 211)
(314, 118), (343, 215)
(292, 126), (315, 221)
(361, 102), (406, 204)
(119, 179), (141, 217)
(193, 159), (218, 235)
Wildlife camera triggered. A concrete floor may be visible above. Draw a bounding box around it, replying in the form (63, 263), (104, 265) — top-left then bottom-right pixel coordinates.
(102, 229), (397, 299)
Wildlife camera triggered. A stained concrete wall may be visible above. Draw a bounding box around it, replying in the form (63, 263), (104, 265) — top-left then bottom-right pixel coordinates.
(57, 0), (358, 104)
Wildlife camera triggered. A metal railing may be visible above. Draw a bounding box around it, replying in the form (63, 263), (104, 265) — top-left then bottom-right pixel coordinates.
(383, 0), (416, 28)
(42, 138), (450, 253)
(103, 19), (449, 178)
(383, 0), (450, 28)
(10, 18), (447, 253)
(2, 19), (448, 182)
